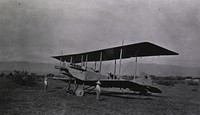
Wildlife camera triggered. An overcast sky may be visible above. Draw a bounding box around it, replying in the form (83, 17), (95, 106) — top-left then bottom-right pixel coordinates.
(0, 0), (200, 67)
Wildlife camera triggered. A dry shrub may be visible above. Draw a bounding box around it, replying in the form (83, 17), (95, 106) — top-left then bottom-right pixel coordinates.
(5, 70), (40, 86)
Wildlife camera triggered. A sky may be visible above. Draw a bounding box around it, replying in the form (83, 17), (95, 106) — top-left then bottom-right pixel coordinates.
(0, 0), (200, 67)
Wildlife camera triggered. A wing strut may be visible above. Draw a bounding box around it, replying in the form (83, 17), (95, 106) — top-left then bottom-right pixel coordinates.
(59, 51), (63, 76)
(119, 48), (122, 76)
(94, 61), (97, 70)
(119, 39), (124, 76)
(85, 55), (88, 70)
(99, 52), (103, 78)
(134, 57), (138, 81)
(133, 47), (141, 81)
(114, 59), (117, 77)
(70, 56), (73, 63)
(81, 55), (83, 67)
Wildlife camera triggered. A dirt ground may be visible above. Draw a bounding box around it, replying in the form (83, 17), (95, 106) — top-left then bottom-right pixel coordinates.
(0, 77), (199, 115)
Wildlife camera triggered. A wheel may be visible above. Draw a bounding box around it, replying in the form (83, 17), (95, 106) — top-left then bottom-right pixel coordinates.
(75, 88), (84, 97)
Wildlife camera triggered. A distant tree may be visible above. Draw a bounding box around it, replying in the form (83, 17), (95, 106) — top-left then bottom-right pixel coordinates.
(5, 72), (13, 81)
(185, 76), (193, 79)
(149, 75), (156, 80)
(5, 70), (40, 86)
(46, 73), (54, 77)
(0, 72), (5, 78)
(176, 76), (184, 80)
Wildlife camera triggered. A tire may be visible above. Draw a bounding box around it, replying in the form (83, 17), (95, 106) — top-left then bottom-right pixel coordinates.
(75, 88), (84, 97)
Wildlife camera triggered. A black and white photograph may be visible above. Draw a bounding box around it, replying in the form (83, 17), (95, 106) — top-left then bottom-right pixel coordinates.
(0, 0), (200, 115)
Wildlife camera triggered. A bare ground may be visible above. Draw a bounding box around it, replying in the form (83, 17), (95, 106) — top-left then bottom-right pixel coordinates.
(0, 78), (199, 115)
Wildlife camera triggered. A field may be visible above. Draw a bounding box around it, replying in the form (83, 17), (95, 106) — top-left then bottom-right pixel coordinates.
(0, 77), (200, 115)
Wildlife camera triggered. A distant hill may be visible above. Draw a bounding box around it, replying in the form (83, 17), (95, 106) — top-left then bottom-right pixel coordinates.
(0, 61), (199, 77)
(119, 62), (200, 77)
(0, 61), (58, 75)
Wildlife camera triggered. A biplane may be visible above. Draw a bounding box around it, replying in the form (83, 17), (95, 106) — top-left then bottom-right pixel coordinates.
(52, 42), (178, 96)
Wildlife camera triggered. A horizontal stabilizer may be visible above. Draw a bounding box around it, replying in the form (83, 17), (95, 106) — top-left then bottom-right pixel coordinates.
(145, 85), (162, 93)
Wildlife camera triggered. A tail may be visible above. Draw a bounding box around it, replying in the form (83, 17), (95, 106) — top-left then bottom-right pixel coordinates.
(145, 85), (162, 93)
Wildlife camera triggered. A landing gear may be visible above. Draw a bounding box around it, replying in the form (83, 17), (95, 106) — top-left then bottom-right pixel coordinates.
(63, 83), (74, 94)
(64, 80), (85, 96)
(64, 79), (77, 94)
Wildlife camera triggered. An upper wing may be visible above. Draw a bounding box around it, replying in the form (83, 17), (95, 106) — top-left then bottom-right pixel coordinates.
(52, 42), (178, 63)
